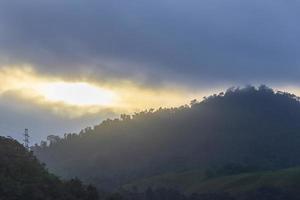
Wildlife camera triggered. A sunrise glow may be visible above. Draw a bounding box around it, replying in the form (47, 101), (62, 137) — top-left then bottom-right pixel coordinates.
(0, 66), (206, 117)
(36, 82), (117, 106)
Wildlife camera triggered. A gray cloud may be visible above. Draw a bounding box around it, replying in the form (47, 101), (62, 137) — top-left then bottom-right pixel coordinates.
(0, 92), (116, 143)
(0, 0), (300, 86)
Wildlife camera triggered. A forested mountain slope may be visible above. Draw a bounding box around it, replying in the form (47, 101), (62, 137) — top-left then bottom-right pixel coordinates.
(34, 86), (300, 190)
(0, 136), (98, 200)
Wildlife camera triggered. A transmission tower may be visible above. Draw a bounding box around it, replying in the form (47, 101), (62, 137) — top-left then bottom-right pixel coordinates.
(24, 128), (30, 150)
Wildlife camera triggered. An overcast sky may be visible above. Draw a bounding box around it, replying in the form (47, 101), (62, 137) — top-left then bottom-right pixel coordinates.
(0, 0), (299, 143)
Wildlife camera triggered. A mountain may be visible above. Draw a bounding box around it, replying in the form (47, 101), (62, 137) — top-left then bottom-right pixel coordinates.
(0, 136), (98, 200)
(33, 85), (300, 191)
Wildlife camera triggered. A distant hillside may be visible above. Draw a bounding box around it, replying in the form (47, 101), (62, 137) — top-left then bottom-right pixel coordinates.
(0, 136), (98, 200)
(34, 85), (300, 190)
(121, 167), (300, 199)
(123, 167), (300, 196)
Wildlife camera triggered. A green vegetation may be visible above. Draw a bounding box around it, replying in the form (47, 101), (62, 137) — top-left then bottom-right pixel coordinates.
(31, 85), (300, 199)
(123, 167), (300, 196)
(34, 86), (300, 191)
(0, 136), (98, 200)
(191, 167), (300, 195)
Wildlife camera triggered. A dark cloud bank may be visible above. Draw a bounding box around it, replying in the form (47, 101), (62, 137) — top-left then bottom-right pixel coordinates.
(0, 0), (300, 86)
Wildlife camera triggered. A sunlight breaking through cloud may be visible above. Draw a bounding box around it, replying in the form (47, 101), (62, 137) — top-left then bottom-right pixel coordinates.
(0, 65), (209, 117)
(36, 82), (118, 106)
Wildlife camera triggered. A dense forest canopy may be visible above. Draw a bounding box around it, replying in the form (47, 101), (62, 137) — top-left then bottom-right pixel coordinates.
(0, 136), (98, 200)
(33, 85), (300, 191)
(3, 138), (299, 200)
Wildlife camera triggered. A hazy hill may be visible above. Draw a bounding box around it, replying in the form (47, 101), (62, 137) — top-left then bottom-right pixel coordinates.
(34, 85), (300, 190)
(123, 167), (300, 196)
(0, 136), (98, 200)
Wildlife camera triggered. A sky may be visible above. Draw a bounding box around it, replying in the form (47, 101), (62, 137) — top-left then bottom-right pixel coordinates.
(0, 0), (300, 143)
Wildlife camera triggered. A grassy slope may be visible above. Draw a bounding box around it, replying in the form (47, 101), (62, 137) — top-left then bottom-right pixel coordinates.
(122, 169), (207, 192)
(123, 167), (300, 195)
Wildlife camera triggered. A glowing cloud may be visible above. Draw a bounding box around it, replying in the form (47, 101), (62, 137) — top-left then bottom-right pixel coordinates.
(36, 82), (117, 106)
(0, 65), (210, 117)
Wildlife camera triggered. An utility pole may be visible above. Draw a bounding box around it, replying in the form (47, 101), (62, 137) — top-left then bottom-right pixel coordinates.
(24, 128), (29, 150)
